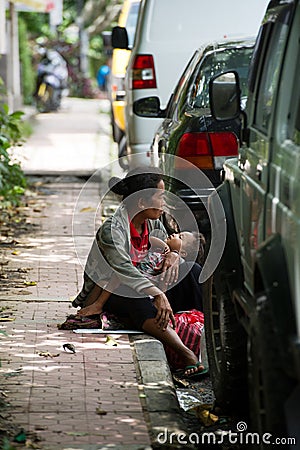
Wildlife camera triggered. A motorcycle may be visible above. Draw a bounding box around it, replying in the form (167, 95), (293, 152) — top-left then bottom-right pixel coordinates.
(35, 49), (68, 113)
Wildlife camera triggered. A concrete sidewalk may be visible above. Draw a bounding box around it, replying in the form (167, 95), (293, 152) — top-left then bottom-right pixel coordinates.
(0, 178), (191, 450)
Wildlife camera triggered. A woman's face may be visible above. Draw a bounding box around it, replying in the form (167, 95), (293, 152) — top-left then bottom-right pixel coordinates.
(142, 179), (165, 220)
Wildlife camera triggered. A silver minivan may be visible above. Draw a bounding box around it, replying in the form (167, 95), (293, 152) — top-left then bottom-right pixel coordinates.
(112, 0), (269, 168)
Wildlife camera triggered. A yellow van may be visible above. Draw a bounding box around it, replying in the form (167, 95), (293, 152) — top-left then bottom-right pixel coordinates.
(110, 0), (140, 143)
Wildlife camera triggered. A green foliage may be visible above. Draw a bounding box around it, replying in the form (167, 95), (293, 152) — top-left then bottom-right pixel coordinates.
(0, 101), (27, 206)
(89, 35), (106, 79)
(18, 17), (35, 105)
(18, 11), (51, 39)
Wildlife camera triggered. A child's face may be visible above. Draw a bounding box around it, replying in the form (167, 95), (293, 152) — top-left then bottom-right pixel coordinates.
(165, 232), (195, 255)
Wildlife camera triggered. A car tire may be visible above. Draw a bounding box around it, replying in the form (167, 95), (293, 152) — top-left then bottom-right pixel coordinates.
(248, 294), (295, 440)
(202, 273), (248, 414)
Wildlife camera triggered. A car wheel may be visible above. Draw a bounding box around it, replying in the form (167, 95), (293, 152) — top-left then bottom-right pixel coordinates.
(202, 273), (248, 413)
(248, 294), (295, 439)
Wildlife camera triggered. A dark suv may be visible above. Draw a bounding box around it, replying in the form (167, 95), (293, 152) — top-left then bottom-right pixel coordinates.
(205, 0), (300, 442)
(133, 37), (254, 232)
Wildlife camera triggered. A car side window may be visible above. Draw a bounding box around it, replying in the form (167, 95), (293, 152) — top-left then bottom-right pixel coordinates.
(293, 100), (300, 146)
(168, 52), (201, 120)
(287, 47), (300, 146)
(254, 9), (291, 132)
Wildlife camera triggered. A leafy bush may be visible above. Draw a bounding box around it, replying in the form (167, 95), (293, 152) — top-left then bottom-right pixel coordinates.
(18, 17), (35, 105)
(0, 100), (27, 206)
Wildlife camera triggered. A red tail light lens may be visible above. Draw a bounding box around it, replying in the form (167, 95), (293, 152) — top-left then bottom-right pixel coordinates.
(209, 132), (239, 156)
(176, 132), (238, 169)
(132, 54), (157, 89)
(177, 133), (210, 156)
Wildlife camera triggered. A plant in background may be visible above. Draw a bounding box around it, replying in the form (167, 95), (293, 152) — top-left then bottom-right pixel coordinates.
(18, 17), (36, 105)
(0, 79), (27, 206)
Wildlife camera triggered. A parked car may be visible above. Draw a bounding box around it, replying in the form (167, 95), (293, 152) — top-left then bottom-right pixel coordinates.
(110, 0), (141, 146)
(135, 37), (255, 233)
(205, 0), (300, 442)
(112, 0), (268, 169)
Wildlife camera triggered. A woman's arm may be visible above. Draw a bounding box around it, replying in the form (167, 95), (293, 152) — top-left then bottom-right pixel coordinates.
(142, 285), (176, 330)
(160, 251), (180, 286)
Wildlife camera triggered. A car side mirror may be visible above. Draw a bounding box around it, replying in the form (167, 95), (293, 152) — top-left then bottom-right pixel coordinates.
(133, 97), (166, 118)
(209, 71), (241, 121)
(111, 26), (129, 49)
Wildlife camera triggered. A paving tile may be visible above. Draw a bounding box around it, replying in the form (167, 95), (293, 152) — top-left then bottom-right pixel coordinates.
(0, 181), (171, 448)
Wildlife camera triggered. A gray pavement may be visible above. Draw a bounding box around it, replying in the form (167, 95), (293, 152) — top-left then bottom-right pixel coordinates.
(0, 98), (195, 449)
(16, 97), (119, 177)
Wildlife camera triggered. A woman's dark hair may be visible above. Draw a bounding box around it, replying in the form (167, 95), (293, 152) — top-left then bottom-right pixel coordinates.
(108, 166), (164, 200)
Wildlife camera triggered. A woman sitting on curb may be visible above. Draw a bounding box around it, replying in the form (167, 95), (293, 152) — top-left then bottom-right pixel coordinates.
(77, 231), (204, 316)
(73, 166), (205, 378)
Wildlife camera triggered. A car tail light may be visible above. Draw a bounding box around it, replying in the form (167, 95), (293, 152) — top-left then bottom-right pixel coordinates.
(132, 54), (157, 89)
(176, 132), (238, 169)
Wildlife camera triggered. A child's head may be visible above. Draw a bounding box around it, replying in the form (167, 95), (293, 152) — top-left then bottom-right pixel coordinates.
(165, 231), (205, 260)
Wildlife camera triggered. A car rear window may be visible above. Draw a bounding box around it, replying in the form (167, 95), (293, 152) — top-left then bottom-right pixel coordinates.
(191, 46), (254, 109)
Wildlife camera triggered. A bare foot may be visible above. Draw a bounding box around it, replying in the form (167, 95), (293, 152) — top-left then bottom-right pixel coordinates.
(184, 362), (205, 377)
(77, 302), (103, 317)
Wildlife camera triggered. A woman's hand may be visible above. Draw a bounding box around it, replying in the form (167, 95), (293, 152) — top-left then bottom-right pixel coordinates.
(160, 251), (180, 287)
(153, 292), (176, 330)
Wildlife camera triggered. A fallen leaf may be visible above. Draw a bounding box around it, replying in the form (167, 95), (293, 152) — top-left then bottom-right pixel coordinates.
(25, 439), (42, 449)
(95, 406), (107, 415)
(24, 281), (37, 286)
(14, 429), (27, 443)
(38, 352), (60, 358)
(80, 206), (96, 213)
(105, 336), (118, 347)
(66, 432), (89, 436)
(0, 330), (9, 336)
(193, 405), (219, 427)
(63, 343), (76, 353)
(17, 268), (31, 273)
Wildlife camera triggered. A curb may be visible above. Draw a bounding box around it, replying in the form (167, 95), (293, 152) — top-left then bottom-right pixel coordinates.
(130, 335), (196, 449)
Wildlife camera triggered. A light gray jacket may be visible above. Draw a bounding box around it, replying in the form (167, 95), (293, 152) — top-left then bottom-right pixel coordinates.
(75, 204), (167, 305)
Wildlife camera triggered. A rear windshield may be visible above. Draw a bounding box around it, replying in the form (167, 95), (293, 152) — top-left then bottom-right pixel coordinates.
(126, 2), (140, 48)
(191, 46), (253, 109)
